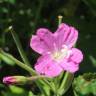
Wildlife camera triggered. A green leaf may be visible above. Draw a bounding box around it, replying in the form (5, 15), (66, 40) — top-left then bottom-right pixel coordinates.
(89, 55), (96, 67)
(28, 91), (35, 96)
(1, 85), (28, 96)
(9, 85), (25, 94)
(0, 53), (15, 66)
(90, 80), (96, 95)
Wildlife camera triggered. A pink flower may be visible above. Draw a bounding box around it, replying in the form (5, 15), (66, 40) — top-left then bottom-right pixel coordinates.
(30, 23), (83, 77)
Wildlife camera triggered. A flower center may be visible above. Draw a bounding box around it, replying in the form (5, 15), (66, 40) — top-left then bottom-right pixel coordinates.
(52, 45), (71, 62)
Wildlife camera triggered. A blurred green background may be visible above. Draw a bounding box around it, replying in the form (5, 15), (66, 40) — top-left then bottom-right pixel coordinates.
(0, 0), (96, 96)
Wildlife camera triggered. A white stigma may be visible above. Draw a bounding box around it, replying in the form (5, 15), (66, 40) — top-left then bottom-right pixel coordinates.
(52, 45), (71, 62)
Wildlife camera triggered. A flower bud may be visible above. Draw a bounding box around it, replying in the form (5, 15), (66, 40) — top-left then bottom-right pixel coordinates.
(3, 76), (28, 85)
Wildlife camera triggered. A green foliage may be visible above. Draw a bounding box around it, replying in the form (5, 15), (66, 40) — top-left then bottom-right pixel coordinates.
(1, 85), (28, 96)
(73, 73), (96, 96)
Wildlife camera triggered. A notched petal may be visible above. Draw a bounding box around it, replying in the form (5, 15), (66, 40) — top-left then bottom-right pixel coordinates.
(30, 35), (49, 54)
(71, 48), (83, 63)
(60, 59), (79, 73)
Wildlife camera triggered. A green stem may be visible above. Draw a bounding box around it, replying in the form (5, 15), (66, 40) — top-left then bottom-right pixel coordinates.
(8, 26), (31, 67)
(35, 81), (48, 96)
(28, 75), (46, 81)
(59, 72), (70, 89)
(58, 15), (63, 26)
(0, 49), (35, 75)
(0, 49), (54, 93)
(58, 72), (74, 95)
(44, 79), (55, 92)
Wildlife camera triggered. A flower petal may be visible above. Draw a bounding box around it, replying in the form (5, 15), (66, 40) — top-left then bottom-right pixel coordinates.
(60, 60), (79, 73)
(44, 62), (63, 77)
(71, 48), (83, 63)
(34, 54), (51, 74)
(34, 54), (63, 77)
(65, 27), (78, 48)
(54, 23), (70, 49)
(36, 28), (55, 52)
(30, 35), (49, 54)
(54, 23), (78, 48)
